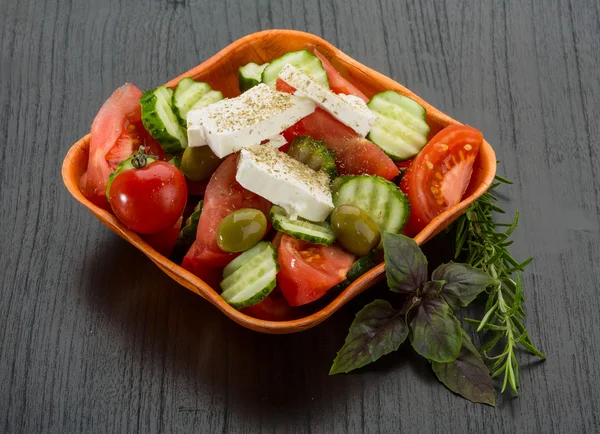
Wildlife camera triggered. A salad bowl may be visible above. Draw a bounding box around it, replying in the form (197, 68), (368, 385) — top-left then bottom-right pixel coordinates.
(62, 29), (496, 334)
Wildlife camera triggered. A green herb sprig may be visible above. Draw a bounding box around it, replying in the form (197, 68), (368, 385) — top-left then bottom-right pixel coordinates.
(453, 175), (546, 394)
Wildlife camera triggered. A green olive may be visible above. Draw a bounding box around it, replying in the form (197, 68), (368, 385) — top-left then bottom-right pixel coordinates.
(330, 204), (381, 256)
(217, 208), (268, 253)
(180, 146), (222, 181)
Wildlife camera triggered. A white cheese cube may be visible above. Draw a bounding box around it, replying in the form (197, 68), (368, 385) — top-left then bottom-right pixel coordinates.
(277, 64), (376, 136)
(186, 84), (315, 158)
(236, 145), (334, 222)
(263, 134), (287, 149)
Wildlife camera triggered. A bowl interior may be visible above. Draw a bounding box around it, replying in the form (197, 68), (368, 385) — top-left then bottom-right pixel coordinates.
(63, 30), (496, 334)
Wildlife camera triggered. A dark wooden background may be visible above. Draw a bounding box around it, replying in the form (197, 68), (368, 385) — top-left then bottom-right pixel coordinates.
(1, 0), (599, 432)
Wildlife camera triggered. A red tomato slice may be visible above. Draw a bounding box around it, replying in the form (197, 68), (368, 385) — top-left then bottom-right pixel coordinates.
(142, 216), (182, 257)
(277, 234), (355, 306)
(241, 291), (297, 321)
(272, 231), (283, 250)
(186, 178), (209, 196)
(80, 83), (164, 210)
(182, 154), (271, 274)
(280, 107), (399, 180)
(276, 78), (297, 94)
(395, 159), (413, 168)
(276, 80), (397, 179)
(313, 49), (369, 102)
(400, 125), (483, 236)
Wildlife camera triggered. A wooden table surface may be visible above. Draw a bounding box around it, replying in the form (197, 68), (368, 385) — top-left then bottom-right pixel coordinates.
(1, 0), (599, 432)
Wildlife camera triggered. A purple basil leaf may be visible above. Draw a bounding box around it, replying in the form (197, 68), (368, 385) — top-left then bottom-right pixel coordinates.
(383, 233), (428, 294)
(401, 295), (422, 318)
(431, 262), (496, 310)
(421, 280), (445, 298)
(410, 298), (462, 363)
(330, 300), (409, 374)
(432, 330), (496, 406)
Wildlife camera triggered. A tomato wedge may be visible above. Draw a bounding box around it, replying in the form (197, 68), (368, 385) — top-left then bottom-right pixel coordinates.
(277, 234), (355, 306)
(279, 106), (399, 180)
(400, 125), (483, 236)
(142, 216), (182, 257)
(241, 291), (297, 321)
(182, 154), (271, 275)
(186, 178), (209, 196)
(80, 83), (163, 210)
(313, 49), (369, 102)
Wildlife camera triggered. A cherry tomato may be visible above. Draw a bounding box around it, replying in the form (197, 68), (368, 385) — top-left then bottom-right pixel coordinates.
(400, 125), (483, 236)
(277, 234), (355, 306)
(109, 161), (187, 234)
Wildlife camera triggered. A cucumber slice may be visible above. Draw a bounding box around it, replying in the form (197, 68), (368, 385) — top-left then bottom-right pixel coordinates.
(261, 50), (329, 88)
(239, 62), (269, 92)
(172, 78), (209, 127)
(220, 242), (279, 309)
(367, 91), (430, 161)
(167, 154), (182, 169)
(176, 200), (203, 247)
(287, 136), (337, 179)
(331, 249), (383, 291)
(190, 90), (223, 111)
(347, 249), (383, 281)
(333, 175), (410, 234)
(269, 206), (335, 246)
(140, 86), (188, 153)
(105, 153), (156, 202)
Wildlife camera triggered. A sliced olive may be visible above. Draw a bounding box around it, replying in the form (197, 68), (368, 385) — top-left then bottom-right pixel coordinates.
(181, 146), (222, 181)
(330, 204), (381, 256)
(217, 208), (268, 253)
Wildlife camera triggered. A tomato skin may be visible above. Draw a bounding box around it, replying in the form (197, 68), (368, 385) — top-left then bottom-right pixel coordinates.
(186, 178), (209, 196)
(182, 262), (223, 289)
(280, 108), (399, 180)
(313, 49), (369, 102)
(401, 125), (483, 236)
(109, 161), (187, 234)
(277, 234), (355, 306)
(277, 74), (397, 180)
(80, 83), (164, 211)
(241, 292), (297, 321)
(182, 154), (271, 274)
(276, 78), (297, 94)
(142, 216), (182, 257)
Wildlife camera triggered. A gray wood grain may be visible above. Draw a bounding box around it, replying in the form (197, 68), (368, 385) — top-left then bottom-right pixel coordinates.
(1, 0), (599, 432)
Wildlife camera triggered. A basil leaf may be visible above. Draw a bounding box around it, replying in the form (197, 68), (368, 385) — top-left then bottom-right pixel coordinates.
(432, 330), (496, 406)
(330, 300), (409, 374)
(410, 298), (462, 363)
(401, 295), (422, 318)
(432, 262), (496, 309)
(421, 280), (445, 298)
(383, 233), (428, 294)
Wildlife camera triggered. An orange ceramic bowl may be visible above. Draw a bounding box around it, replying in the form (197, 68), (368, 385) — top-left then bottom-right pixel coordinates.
(62, 30), (496, 334)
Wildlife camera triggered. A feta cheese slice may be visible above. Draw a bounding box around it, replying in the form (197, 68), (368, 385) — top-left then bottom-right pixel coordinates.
(278, 64), (376, 136)
(186, 84), (315, 158)
(236, 145), (334, 222)
(263, 134), (287, 149)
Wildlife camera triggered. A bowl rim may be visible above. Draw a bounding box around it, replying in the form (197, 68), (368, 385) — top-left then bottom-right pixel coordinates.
(62, 29), (496, 334)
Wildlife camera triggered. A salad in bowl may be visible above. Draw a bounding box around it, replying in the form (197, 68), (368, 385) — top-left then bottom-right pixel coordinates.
(64, 30), (495, 333)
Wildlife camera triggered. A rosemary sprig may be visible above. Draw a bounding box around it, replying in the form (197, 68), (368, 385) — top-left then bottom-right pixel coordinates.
(452, 175), (546, 394)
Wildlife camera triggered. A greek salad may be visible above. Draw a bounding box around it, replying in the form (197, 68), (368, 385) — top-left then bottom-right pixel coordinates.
(79, 48), (483, 321)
